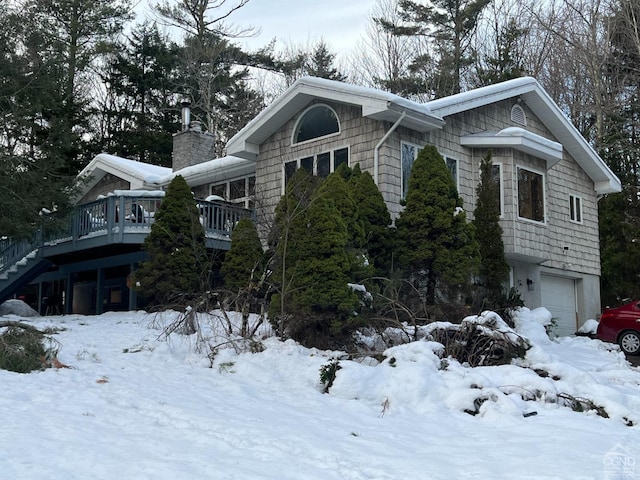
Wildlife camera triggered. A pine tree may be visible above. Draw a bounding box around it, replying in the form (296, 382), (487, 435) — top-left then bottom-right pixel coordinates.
(395, 145), (479, 304)
(0, 6), (78, 238)
(473, 18), (528, 87)
(348, 164), (394, 276)
(378, 0), (490, 97)
(268, 169), (319, 324)
(98, 22), (181, 167)
(473, 152), (510, 307)
(220, 216), (265, 334)
(268, 168), (359, 348)
(599, 188), (640, 306)
(221, 217), (264, 292)
(136, 176), (208, 309)
(305, 40), (347, 81)
(317, 168), (369, 280)
(286, 184), (359, 348)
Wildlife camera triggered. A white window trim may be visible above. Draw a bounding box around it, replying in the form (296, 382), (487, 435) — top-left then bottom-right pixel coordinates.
(401, 141), (421, 198)
(490, 162), (504, 218)
(445, 156), (459, 189)
(516, 165), (547, 225)
(209, 175), (255, 208)
(291, 104), (341, 146)
(281, 146), (350, 193)
(569, 194), (583, 224)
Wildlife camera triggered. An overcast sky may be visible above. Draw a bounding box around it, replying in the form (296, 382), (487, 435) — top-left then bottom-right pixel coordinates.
(139, 0), (378, 57)
(230, 0), (376, 55)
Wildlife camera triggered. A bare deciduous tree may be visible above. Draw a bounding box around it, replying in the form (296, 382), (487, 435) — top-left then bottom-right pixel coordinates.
(348, 0), (423, 96)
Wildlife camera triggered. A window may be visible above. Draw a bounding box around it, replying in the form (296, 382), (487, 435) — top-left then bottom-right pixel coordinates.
(401, 143), (459, 198)
(284, 147), (349, 186)
(209, 175), (255, 208)
(229, 179), (246, 200)
(491, 164), (503, 216)
(401, 142), (419, 198)
(517, 167), (545, 222)
(210, 184), (226, 198)
(446, 157), (458, 188)
(293, 105), (340, 144)
(569, 195), (582, 223)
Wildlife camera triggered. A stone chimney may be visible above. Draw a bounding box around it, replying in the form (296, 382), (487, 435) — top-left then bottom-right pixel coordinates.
(172, 101), (217, 172)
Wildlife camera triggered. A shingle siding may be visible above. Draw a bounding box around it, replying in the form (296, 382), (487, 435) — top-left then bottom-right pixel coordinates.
(426, 100), (601, 277)
(80, 174), (130, 204)
(254, 95), (602, 282)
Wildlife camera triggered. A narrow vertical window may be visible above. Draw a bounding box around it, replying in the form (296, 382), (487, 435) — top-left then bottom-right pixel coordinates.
(334, 147), (348, 171)
(490, 164), (503, 216)
(446, 157), (458, 188)
(317, 152), (331, 177)
(401, 142), (418, 198)
(285, 161), (297, 186)
(570, 195), (582, 223)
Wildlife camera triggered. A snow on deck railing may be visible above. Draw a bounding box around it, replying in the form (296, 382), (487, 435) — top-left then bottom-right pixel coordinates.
(0, 194), (253, 276)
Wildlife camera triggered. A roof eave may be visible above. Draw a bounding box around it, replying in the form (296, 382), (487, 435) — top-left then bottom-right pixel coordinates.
(461, 128), (563, 167)
(226, 77), (444, 158)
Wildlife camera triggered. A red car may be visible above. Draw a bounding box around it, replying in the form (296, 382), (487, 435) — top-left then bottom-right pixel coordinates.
(597, 301), (640, 355)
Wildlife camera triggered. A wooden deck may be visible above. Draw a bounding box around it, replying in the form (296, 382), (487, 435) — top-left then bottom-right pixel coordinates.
(0, 194), (253, 305)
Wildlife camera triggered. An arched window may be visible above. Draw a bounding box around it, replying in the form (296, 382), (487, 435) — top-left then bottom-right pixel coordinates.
(293, 105), (340, 144)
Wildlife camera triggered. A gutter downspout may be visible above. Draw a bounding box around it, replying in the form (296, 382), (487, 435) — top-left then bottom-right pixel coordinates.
(374, 111), (406, 185)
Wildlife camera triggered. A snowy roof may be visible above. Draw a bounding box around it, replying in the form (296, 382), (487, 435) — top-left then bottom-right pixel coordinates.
(461, 127), (564, 167)
(97, 190), (166, 199)
(426, 77), (621, 194)
(148, 155), (255, 188)
(79, 77), (620, 198)
(77, 153), (172, 199)
(226, 76), (445, 161)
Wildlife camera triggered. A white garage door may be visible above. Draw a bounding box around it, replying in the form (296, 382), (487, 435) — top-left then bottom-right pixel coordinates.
(541, 275), (577, 336)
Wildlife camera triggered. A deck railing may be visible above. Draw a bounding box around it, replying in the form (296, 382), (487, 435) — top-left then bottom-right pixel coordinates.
(0, 194), (252, 276)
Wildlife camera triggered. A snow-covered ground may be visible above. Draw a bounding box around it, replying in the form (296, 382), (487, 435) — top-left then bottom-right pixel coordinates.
(1, 308), (639, 480)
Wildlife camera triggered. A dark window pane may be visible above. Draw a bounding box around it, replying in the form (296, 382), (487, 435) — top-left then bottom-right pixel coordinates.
(294, 105), (339, 143)
(401, 143), (417, 198)
(301, 156), (314, 173)
(491, 164), (502, 215)
(446, 157), (457, 186)
(334, 147), (348, 170)
(317, 152), (331, 177)
(248, 176), (256, 196)
(570, 196), (582, 222)
(570, 196), (576, 221)
(210, 184), (226, 199)
(230, 179), (246, 200)
(518, 168), (544, 222)
(285, 161), (297, 186)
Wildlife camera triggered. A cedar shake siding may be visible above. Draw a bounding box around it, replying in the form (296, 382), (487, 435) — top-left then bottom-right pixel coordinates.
(80, 173), (130, 204)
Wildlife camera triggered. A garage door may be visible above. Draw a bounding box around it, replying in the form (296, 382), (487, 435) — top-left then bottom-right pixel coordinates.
(541, 275), (577, 336)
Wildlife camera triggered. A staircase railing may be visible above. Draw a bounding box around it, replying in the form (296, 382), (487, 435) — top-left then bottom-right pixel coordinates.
(0, 233), (40, 276)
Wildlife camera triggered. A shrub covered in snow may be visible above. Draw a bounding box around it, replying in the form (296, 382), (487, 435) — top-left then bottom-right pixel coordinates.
(425, 311), (531, 367)
(0, 321), (60, 373)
